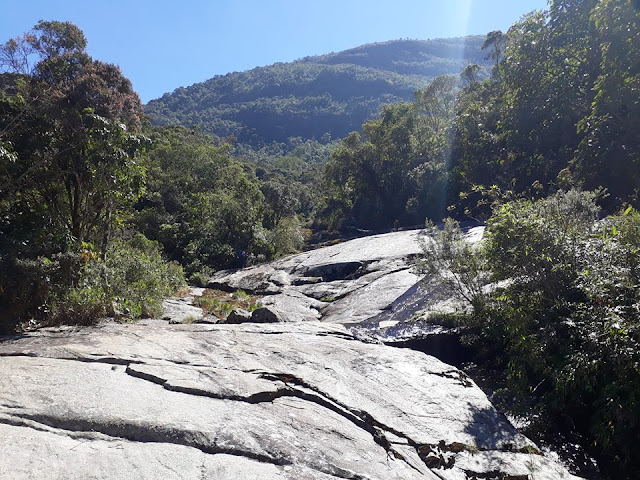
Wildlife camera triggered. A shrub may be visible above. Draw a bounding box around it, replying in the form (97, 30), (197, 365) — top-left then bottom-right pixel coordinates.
(0, 233), (185, 331)
(188, 271), (211, 288)
(415, 218), (488, 311)
(418, 190), (640, 477)
(102, 233), (186, 318)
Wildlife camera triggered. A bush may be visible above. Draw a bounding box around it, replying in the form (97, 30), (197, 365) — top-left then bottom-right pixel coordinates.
(0, 233), (186, 331)
(415, 218), (487, 309)
(188, 271), (211, 288)
(418, 190), (640, 478)
(102, 233), (186, 318)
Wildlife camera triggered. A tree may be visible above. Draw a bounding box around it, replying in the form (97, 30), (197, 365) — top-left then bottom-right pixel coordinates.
(481, 30), (506, 76)
(574, 0), (640, 207)
(460, 64), (481, 86)
(0, 22), (163, 329)
(320, 76), (459, 229)
(135, 126), (265, 274)
(0, 21), (146, 257)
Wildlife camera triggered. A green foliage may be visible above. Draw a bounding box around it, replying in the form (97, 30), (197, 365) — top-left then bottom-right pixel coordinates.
(0, 233), (185, 331)
(187, 271), (210, 288)
(425, 190), (639, 478)
(135, 126), (306, 274)
(0, 22), (184, 331)
(574, 0), (640, 207)
(135, 126), (264, 274)
(320, 76), (458, 229)
(0, 21), (147, 258)
(250, 216), (305, 262)
(145, 37), (489, 149)
(415, 218), (487, 308)
(194, 289), (262, 319)
(449, 0), (639, 219)
(102, 234), (186, 318)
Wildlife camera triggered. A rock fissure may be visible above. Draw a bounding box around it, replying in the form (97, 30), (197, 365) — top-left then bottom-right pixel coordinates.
(253, 372), (541, 475)
(121, 363), (432, 476)
(4, 411), (295, 468)
(255, 372), (436, 472)
(3, 411), (368, 480)
(308, 265), (414, 305)
(314, 331), (357, 341)
(0, 229), (581, 479)
(123, 364), (286, 403)
(430, 369), (474, 388)
(463, 470), (531, 480)
(0, 351), (141, 366)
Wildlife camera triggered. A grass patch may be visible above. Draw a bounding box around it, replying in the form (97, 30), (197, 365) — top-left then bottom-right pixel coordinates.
(194, 289), (262, 319)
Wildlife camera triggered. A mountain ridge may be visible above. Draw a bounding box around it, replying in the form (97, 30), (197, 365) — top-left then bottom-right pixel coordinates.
(145, 36), (490, 147)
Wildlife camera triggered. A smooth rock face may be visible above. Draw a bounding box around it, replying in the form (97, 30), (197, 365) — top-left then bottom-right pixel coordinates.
(161, 287), (206, 323)
(0, 320), (579, 479)
(208, 227), (484, 326)
(161, 297), (204, 323)
(1, 228), (580, 479)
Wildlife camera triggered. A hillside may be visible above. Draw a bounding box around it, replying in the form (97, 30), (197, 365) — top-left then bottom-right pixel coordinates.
(145, 37), (490, 147)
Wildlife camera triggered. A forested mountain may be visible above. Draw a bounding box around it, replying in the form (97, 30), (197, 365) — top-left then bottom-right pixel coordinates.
(145, 37), (489, 147)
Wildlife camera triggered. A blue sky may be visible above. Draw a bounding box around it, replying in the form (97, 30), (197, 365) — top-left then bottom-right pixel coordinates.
(1, 0), (548, 103)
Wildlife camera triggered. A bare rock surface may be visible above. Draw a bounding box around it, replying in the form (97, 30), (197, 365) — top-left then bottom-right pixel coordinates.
(1, 228), (581, 479)
(209, 227), (485, 327)
(161, 287), (206, 323)
(0, 320), (579, 479)
(208, 229), (437, 324)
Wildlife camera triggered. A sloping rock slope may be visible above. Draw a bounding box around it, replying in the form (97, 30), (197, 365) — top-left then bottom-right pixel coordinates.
(0, 320), (579, 479)
(208, 228), (484, 326)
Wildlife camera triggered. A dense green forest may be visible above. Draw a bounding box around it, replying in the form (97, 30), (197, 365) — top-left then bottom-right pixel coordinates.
(145, 37), (490, 148)
(321, 0), (639, 231)
(0, 21), (305, 332)
(1, 0), (639, 477)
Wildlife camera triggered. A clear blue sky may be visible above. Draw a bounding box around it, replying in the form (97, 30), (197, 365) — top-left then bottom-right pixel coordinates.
(1, 0), (548, 103)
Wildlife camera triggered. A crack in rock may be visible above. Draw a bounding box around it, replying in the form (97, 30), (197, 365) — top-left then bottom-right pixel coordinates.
(255, 372), (431, 474)
(106, 365), (406, 479)
(0, 412), (368, 480)
(123, 364), (424, 476)
(252, 372), (540, 477)
(0, 351), (143, 366)
(3, 411), (290, 467)
(124, 365), (286, 403)
(431, 369), (474, 388)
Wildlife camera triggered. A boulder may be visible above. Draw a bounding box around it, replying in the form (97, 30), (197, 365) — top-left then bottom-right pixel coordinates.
(161, 297), (204, 323)
(0, 320), (581, 480)
(222, 308), (253, 324)
(250, 306), (285, 323)
(258, 290), (326, 322)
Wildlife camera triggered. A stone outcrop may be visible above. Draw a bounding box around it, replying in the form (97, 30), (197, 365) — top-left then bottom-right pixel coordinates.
(161, 287), (206, 323)
(223, 308), (254, 324)
(208, 227), (483, 329)
(0, 320), (579, 479)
